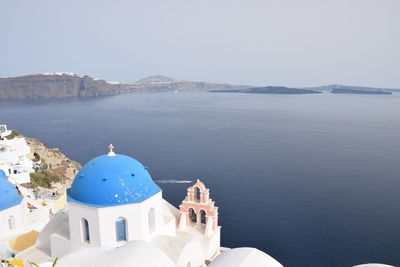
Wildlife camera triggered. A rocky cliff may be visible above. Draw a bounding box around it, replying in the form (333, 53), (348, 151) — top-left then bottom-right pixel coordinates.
(0, 73), (120, 100)
(24, 135), (81, 187)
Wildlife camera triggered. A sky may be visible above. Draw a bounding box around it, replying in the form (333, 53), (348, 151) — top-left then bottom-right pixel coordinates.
(0, 0), (399, 87)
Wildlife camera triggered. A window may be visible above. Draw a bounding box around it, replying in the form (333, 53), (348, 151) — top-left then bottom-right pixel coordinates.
(148, 208), (156, 234)
(115, 219), (127, 242)
(8, 216), (15, 231)
(189, 208), (196, 223)
(82, 218), (90, 243)
(200, 210), (206, 224)
(195, 187), (201, 202)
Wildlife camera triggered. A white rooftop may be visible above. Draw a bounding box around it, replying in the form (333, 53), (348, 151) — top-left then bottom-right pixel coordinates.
(209, 247), (284, 267)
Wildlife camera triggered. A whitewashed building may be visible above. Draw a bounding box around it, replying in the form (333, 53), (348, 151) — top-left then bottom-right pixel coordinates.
(0, 125), (34, 184)
(0, 171), (50, 259)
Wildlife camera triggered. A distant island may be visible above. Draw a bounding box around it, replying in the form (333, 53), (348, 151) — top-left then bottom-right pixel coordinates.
(331, 88), (392, 95)
(304, 84), (397, 94)
(210, 86), (322, 94)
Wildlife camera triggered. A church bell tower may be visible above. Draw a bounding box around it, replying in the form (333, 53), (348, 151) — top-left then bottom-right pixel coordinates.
(178, 180), (219, 236)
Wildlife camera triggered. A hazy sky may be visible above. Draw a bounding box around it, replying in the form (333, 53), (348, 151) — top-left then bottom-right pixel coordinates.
(0, 0), (399, 87)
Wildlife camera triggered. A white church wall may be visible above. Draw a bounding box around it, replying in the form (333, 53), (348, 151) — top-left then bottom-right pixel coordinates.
(162, 213), (177, 237)
(0, 204), (24, 239)
(161, 200), (179, 236)
(68, 203), (101, 247)
(39, 213), (70, 255)
(67, 192), (165, 249)
(96, 191), (164, 246)
(50, 233), (70, 257)
(205, 227), (221, 260)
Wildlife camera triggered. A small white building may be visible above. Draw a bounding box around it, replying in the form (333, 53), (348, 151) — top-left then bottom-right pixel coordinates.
(0, 125), (34, 184)
(0, 125), (11, 139)
(0, 171), (50, 259)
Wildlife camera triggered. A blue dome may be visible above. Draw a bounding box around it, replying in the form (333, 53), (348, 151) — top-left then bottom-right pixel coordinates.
(0, 170), (7, 179)
(67, 154), (161, 207)
(0, 179), (23, 211)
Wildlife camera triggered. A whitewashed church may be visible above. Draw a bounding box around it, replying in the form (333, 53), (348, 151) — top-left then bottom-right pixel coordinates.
(12, 145), (283, 267)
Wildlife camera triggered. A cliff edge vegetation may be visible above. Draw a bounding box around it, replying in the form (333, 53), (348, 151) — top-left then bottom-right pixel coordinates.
(24, 135), (81, 190)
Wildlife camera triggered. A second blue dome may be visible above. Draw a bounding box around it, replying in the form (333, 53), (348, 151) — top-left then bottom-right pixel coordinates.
(0, 179), (23, 211)
(0, 170), (7, 179)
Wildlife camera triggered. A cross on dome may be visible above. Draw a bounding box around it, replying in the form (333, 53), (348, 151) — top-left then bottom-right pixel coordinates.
(107, 144), (116, 156)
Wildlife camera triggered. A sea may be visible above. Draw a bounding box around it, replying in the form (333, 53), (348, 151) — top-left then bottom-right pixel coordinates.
(1, 92), (399, 267)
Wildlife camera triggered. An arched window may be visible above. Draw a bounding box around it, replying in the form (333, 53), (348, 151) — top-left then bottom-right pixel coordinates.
(82, 218), (90, 243)
(115, 218), (127, 242)
(8, 216), (15, 231)
(200, 210), (206, 224)
(195, 187), (201, 202)
(148, 208), (155, 234)
(188, 208), (196, 223)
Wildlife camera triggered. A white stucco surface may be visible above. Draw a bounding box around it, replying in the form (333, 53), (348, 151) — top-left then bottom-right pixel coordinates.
(68, 191), (166, 249)
(353, 264), (395, 267)
(0, 134), (33, 184)
(209, 247), (284, 267)
(55, 240), (176, 267)
(0, 205), (23, 240)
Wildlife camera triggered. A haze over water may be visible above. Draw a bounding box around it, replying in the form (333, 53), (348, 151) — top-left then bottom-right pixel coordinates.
(1, 92), (400, 266)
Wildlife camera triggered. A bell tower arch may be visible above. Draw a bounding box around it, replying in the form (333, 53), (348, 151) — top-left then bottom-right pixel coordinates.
(178, 180), (219, 236)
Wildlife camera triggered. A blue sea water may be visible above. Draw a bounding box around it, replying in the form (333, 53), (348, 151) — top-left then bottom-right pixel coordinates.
(1, 92), (399, 266)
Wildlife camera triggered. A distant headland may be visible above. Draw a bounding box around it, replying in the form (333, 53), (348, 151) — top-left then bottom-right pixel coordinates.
(331, 88), (392, 95)
(210, 84), (396, 95)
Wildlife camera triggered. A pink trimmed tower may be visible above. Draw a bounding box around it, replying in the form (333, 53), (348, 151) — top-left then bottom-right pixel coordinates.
(178, 179), (219, 236)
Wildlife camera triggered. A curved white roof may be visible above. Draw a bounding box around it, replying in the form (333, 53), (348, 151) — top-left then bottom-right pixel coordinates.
(56, 240), (175, 267)
(353, 264), (395, 267)
(209, 247), (283, 267)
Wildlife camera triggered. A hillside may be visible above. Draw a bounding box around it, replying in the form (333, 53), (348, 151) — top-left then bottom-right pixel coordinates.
(24, 136), (81, 185)
(0, 73), (249, 100)
(123, 77), (250, 93)
(136, 75), (176, 83)
(0, 73), (121, 100)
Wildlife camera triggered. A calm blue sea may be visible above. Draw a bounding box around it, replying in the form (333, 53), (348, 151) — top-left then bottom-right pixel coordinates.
(1, 92), (399, 267)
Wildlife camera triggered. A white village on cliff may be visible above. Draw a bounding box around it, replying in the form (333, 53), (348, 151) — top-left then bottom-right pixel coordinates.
(0, 124), (393, 267)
